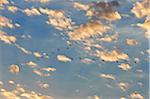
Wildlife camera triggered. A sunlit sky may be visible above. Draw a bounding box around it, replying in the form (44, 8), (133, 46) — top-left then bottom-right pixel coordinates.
(0, 0), (149, 99)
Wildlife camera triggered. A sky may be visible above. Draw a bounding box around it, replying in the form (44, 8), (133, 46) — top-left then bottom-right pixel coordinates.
(0, 0), (149, 99)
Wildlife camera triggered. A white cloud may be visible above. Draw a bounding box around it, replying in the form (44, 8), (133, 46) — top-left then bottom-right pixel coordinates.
(56, 54), (72, 62)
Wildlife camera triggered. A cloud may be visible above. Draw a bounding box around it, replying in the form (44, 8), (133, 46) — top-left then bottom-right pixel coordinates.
(0, 81), (54, 99)
(25, 0), (51, 4)
(68, 21), (109, 41)
(15, 44), (32, 55)
(86, 1), (121, 21)
(80, 58), (94, 64)
(131, 0), (150, 18)
(73, 2), (90, 11)
(9, 64), (20, 74)
(99, 33), (119, 42)
(56, 54), (72, 63)
(117, 82), (129, 91)
(137, 17), (150, 38)
(25, 61), (38, 68)
(0, 0), (9, 4)
(99, 73), (116, 80)
(33, 67), (56, 77)
(95, 50), (129, 62)
(7, 6), (18, 13)
(23, 8), (41, 16)
(126, 39), (138, 46)
(0, 30), (16, 44)
(118, 63), (131, 71)
(129, 92), (144, 99)
(39, 8), (74, 30)
(33, 52), (43, 58)
(0, 16), (14, 28)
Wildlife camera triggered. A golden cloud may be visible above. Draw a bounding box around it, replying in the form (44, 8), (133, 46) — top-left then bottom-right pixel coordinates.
(0, 31), (16, 44)
(95, 50), (129, 62)
(131, 0), (150, 18)
(0, 16), (14, 28)
(118, 63), (131, 71)
(9, 64), (20, 74)
(126, 39), (138, 46)
(68, 21), (109, 41)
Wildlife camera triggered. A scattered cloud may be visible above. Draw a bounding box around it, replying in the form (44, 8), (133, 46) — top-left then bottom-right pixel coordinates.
(0, 81), (54, 99)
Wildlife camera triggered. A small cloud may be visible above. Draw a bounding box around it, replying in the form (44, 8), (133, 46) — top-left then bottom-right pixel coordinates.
(25, 61), (38, 68)
(88, 95), (101, 99)
(33, 67), (56, 77)
(23, 8), (41, 16)
(37, 81), (49, 89)
(129, 92), (144, 99)
(33, 52), (42, 58)
(7, 6), (18, 13)
(0, 31), (16, 44)
(73, 2), (90, 11)
(15, 44), (32, 55)
(41, 67), (56, 72)
(126, 39), (138, 46)
(56, 54), (72, 63)
(80, 58), (94, 64)
(8, 80), (15, 85)
(9, 64), (20, 74)
(99, 73), (116, 80)
(99, 33), (119, 42)
(117, 82), (129, 91)
(118, 63), (131, 71)
(0, 16), (14, 28)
